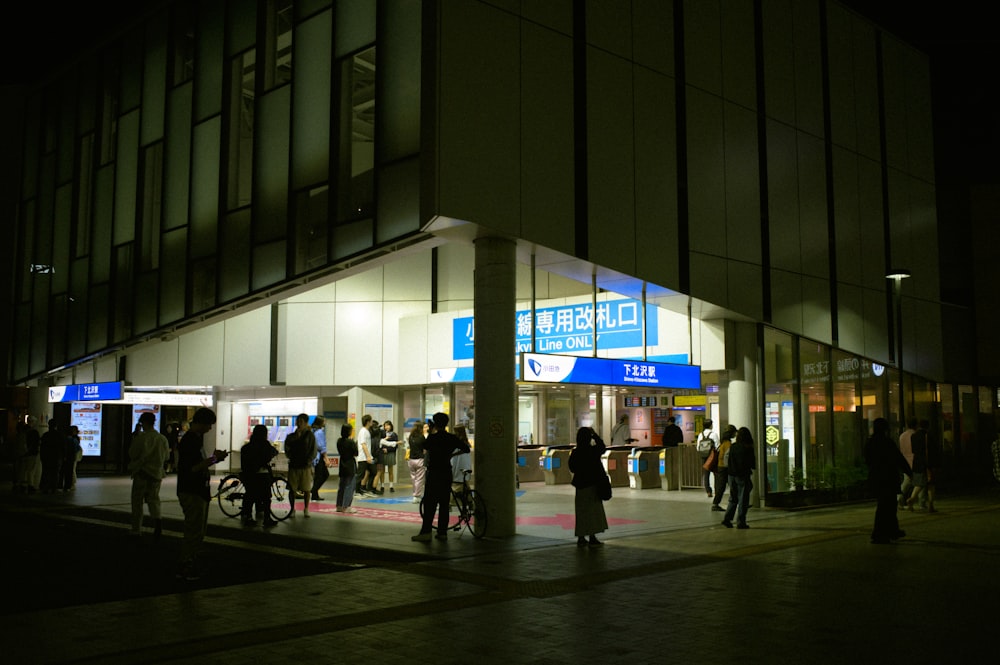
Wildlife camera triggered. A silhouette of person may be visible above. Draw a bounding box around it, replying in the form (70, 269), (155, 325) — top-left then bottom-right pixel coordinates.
(865, 417), (912, 544)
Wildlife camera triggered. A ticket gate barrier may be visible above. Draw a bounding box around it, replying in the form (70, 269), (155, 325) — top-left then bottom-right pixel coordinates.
(542, 446), (574, 485)
(602, 446), (632, 487)
(659, 447), (680, 490)
(517, 446), (546, 483)
(629, 447), (664, 489)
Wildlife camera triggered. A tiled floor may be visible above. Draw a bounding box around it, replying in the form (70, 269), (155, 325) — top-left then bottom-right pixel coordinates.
(4, 475), (998, 664)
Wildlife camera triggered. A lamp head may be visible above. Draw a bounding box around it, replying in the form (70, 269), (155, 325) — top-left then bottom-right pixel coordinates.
(885, 268), (911, 280)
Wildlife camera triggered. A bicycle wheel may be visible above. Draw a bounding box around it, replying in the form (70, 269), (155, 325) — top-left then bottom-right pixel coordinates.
(217, 475), (244, 518)
(268, 476), (294, 521)
(467, 489), (487, 539)
(418, 493), (456, 531)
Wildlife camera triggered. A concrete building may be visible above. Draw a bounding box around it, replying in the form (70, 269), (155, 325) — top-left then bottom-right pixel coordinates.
(4, 0), (994, 531)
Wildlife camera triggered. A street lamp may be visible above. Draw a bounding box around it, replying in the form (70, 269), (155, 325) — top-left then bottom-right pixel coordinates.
(886, 268), (911, 430)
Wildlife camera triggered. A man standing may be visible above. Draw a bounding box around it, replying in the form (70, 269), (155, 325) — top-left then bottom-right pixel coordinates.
(661, 416), (683, 447)
(721, 427), (756, 529)
(285, 413), (317, 518)
(897, 417), (917, 508)
(412, 412), (469, 542)
(310, 416), (329, 501)
(39, 420), (63, 494)
(610, 412), (632, 447)
(356, 414), (375, 495)
(128, 412), (170, 539)
(176, 408), (227, 581)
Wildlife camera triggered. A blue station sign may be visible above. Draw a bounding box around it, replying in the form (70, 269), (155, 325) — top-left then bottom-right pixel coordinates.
(48, 381), (125, 403)
(520, 353), (701, 389)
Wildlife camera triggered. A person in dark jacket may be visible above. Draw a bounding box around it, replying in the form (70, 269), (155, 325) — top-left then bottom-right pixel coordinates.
(661, 416), (683, 447)
(865, 417), (912, 544)
(240, 424), (278, 528)
(412, 413), (469, 542)
(721, 427), (756, 529)
(336, 424), (359, 513)
(569, 427), (609, 548)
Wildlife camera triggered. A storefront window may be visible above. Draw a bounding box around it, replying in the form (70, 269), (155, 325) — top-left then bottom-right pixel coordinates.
(454, 384), (475, 439)
(799, 340), (831, 490)
(859, 360), (887, 435)
(763, 328), (797, 493)
(831, 350), (866, 490)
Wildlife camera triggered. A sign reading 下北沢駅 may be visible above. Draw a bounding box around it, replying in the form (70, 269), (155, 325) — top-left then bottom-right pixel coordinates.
(453, 299), (658, 360)
(48, 382), (124, 403)
(521, 353), (700, 389)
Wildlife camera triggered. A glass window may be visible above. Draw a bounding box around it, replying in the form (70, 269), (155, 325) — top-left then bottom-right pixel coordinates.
(335, 47), (375, 225)
(831, 350), (866, 490)
(76, 134), (94, 257)
(172, 1), (196, 86)
(763, 327), (797, 492)
(454, 384), (475, 439)
(799, 339), (830, 489)
(99, 53), (120, 166)
(859, 360), (887, 436)
(265, 0), (294, 90)
(112, 244), (134, 343)
(227, 51), (256, 211)
(293, 185), (329, 273)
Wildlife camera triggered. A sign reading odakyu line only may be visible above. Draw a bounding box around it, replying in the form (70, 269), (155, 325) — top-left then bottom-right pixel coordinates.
(453, 298), (658, 360)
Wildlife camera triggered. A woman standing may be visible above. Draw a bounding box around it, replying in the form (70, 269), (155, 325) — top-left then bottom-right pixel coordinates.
(568, 426), (609, 548)
(336, 424), (359, 513)
(380, 421), (399, 493)
(865, 417), (911, 544)
(407, 422), (427, 504)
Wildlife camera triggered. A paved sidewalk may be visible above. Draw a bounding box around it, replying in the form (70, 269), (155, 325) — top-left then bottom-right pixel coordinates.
(3, 476), (997, 664)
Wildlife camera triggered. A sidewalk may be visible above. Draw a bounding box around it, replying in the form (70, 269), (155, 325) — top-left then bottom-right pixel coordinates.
(3, 475), (997, 664)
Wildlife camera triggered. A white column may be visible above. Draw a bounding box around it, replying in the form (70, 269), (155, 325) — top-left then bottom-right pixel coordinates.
(473, 236), (517, 537)
(726, 322), (761, 504)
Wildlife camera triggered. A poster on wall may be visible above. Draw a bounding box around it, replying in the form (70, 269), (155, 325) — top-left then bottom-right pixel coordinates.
(130, 404), (161, 433)
(71, 402), (103, 457)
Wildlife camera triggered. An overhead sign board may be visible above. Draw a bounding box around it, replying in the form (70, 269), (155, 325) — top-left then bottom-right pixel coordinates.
(520, 353), (701, 389)
(49, 382), (124, 403)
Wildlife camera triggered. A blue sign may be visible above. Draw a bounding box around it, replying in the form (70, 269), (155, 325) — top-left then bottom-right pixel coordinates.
(521, 353), (701, 389)
(48, 382), (124, 403)
(453, 299), (659, 360)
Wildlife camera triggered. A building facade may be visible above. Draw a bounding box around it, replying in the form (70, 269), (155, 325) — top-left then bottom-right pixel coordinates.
(5, 0), (995, 531)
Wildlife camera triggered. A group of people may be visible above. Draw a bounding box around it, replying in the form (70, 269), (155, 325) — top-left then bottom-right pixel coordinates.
(12, 419), (83, 495)
(694, 420), (757, 529)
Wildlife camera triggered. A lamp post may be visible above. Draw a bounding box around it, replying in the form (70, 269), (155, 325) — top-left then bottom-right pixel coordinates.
(886, 268), (911, 430)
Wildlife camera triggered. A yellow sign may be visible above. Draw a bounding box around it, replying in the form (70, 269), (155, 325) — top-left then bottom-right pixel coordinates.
(765, 425), (780, 445)
(673, 395), (706, 407)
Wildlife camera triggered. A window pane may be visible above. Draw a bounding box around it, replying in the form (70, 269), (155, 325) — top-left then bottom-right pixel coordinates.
(831, 350), (865, 490)
(335, 0), (375, 58)
(195, 0), (224, 120)
(254, 85), (290, 243)
(799, 339), (830, 489)
(763, 327), (796, 492)
(293, 185), (329, 274)
(291, 9), (332, 189)
(140, 143), (164, 271)
(227, 52), (255, 211)
(172, 2), (196, 86)
(335, 47), (375, 225)
(220, 209), (251, 302)
(265, 0), (294, 90)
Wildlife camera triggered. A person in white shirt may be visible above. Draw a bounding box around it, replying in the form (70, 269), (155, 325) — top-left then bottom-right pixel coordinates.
(355, 415), (375, 495)
(610, 413), (633, 447)
(128, 412), (170, 540)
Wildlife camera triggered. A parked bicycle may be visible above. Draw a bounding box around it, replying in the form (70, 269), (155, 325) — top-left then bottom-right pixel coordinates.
(216, 466), (293, 522)
(419, 468), (487, 539)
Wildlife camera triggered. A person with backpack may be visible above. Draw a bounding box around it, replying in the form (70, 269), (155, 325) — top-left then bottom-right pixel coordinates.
(241, 424), (278, 528)
(721, 426), (756, 529)
(711, 425), (737, 512)
(284, 413), (317, 518)
(697, 420), (720, 497)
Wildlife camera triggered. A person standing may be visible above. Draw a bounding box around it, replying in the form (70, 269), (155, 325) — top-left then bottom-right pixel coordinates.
(39, 420), (64, 494)
(697, 419), (720, 498)
(610, 412), (632, 447)
(176, 408), (227, 580)
(335, 424), (359, 513)
(240, 424), (278, 528)
(905, 421), (929, 511)
(897, 417), (917, 507)
(865, 417), (912, 544)
(711, 425), (737, 512)
(285, 413), (317, 518)
(310, 416), (329, 502)
(721, 427), (756, 529)
(569, 427), (609, 548)
(368, 418), (385, 494)
(407, 421), (427, 504)
(924, 420), (941, 513)
(355, 415), (375, 495)
(380, 421), (399, 493)
(128, 412), (170, 539)
(661, 416), (683, 447)
(412, 412), (469, 542)
(62, 426), (83, 491)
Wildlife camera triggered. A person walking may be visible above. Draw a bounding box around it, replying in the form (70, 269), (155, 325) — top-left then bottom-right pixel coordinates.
(865, 417), (912, 544)
(711, 425), (737, 512)
(412, 412), (469, 542)
(569, 427), (609, 548)
(335, 424), (359, 513)
(310, 416), (329, 502)
(721, 427), (756, 529)
(176, 408), (228, 580)
(128, 412), (170, 539)
(697, 420), (720, 498)
(284, 413), (317, 518)
(905, 420), (929, 511)
(407, 421), (428, 504)
(240, 424), (278, 528)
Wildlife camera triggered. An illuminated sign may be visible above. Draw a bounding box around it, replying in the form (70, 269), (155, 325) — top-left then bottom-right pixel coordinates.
(49, 382), (124, 403)
(521, 353), (700, 389)
(673, 395), (706, 407)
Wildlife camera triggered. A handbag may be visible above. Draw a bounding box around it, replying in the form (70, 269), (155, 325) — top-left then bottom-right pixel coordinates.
(597, 473), (613, 501)
(703, 447), (718, 472)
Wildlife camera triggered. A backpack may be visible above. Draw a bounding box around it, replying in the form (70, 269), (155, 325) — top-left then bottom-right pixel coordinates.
(697, 431), (714, 454)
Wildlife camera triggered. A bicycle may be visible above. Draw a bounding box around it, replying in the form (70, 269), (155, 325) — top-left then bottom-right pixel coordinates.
(216, 466), (294, 522)
(419, 469), (487, 539)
